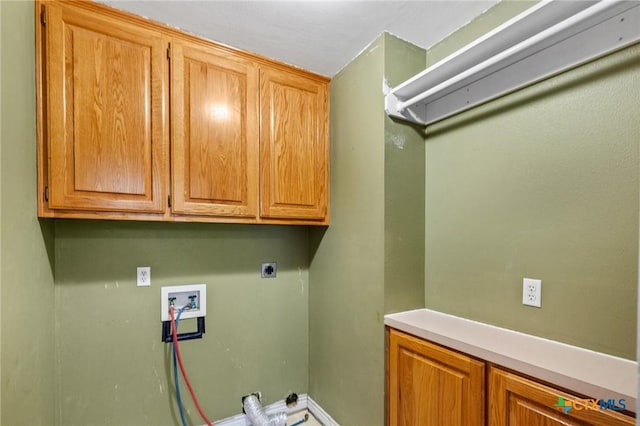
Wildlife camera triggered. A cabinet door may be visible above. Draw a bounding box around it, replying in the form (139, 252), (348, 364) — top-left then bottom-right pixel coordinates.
(171, 42), (258, 217)
(45, 3), (167, 213)
(488, 367), (634, 426)
(259, 67), (328, 222)
(388, 329), (485, 426)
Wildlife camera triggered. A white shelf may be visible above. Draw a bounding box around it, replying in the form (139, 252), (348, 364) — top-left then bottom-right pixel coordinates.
(385, 1), (640, 126)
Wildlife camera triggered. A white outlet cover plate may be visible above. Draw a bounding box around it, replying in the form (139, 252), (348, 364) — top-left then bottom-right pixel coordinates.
(522, 278), (542, 308)
(161, 284), (206, 321)
(137, 266), (151, 287)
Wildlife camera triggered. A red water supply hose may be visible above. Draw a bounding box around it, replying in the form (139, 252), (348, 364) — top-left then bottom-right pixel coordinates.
(170, 306), (214, 426)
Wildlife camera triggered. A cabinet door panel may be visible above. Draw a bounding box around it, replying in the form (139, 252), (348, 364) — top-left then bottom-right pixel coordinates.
(171, 42), (258, 217)
(46, 4), (166, 212)
(489, 367), (634, 426)
(260, 67), (328, 221)
(388, 329), (485, 426)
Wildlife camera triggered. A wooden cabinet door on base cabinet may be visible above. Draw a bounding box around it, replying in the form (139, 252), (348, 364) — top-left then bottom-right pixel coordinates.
(388, 329), (485, 426)
(171, 41), (258, 218)
(43, 3), (167, 213)
(259, 67), (328, 222)
(488, 367), (634, 426)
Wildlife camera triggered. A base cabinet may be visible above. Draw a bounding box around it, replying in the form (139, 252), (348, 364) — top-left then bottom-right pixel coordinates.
(386, 328), (635, 426)
(489, 367), (634, 426)
(387, 329), (485, 426)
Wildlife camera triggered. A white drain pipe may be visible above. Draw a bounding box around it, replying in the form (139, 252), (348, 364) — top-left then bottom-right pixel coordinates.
(242, 394), (286, 426)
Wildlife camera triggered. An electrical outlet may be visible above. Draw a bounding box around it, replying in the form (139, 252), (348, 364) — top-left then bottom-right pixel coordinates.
(137, 266), (151, 287)
(522, 278), (541, 308)
(160, 284), (207, 321)
(261, 262), (277, 278)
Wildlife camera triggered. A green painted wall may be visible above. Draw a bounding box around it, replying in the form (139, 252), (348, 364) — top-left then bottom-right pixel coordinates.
(9, 0), (634, 423)
(0, 3), (3, 422)
(309, 35), (386, 426)
(0, 1), (56, 425)
(2, 2), (426, 425)
(309, 33), (425, 426)
(383, 34), (426, 315)
(0, 3), (310, 424)
(55, 220), (309, 425)
(425, 9), (639, 360)
(426, 0), (536, 67)
(0, 2), (3, 422)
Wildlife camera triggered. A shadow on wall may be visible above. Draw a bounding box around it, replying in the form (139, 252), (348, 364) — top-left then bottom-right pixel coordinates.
(53, 219), (311, 284)
(425, 47), (640, 138)
(308, 226), (328, 264)
(39, 218), (56, 276)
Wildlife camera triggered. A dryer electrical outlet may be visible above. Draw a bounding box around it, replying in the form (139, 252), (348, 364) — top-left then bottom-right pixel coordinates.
(161, 284), (207, 321)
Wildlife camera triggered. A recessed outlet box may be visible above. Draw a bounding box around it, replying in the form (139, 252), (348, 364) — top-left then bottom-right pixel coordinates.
(522, 278), (542, 308)
(161, 284), (206, 321)
(261, 262), (277, 278)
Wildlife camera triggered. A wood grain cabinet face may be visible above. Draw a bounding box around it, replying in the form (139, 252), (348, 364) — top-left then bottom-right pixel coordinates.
(488, 367), (634, 426)
(259, 67), (329, 221)
(37, 1), (329, 224)
(43, 3), (166, 213)
(387, 330), (635, 426)
(388, 329), (485, 426)
(170, 42), (258, 218)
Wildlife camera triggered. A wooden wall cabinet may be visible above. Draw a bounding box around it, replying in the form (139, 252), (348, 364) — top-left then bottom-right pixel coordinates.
(259, 67), (328, 221)
(36, 0), (329, 225)
(40, 2), (168, 215)
(386, 328), (635, 426)
(170, 40), (259, 219)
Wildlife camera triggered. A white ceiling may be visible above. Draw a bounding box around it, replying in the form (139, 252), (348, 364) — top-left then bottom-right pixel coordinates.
(100, 1), (497, 77)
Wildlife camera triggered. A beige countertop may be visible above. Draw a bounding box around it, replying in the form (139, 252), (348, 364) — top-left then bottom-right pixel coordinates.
(385, 308), (637, 412)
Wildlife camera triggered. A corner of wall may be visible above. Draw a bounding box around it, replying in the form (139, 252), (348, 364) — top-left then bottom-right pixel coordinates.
(426, 0), (536, 66)
(0, 1), (3, 422)
(309, 31), (430, 426)
(309, 33), (386, 426)
(1, 1), (56, 424)
(382, 34), (426, 314)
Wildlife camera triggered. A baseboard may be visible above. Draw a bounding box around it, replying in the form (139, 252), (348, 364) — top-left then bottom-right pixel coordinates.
(212, 393), (338, 426)
(307, 396), (339, 426)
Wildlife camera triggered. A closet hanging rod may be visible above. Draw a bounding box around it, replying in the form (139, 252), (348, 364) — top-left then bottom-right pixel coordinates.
(385, 0), (640, 126)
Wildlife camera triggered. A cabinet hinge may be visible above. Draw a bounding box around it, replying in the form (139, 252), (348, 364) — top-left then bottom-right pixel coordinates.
(44, 186), (49, 202)
(168, 195), (171, 208)
(40, 9), (46, 26)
